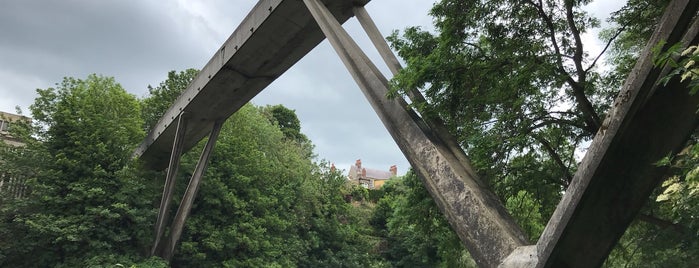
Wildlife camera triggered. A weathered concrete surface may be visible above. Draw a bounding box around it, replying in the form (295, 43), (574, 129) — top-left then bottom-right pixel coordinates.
(534, 0), (699, 267)
(303, 0), (528, 266)
(354, 5), (481, 184)
(134, 0), (369, 170)
(159, 120), (223, 261)
(151, 114), (188, 256)
(499, 246), (537, 267)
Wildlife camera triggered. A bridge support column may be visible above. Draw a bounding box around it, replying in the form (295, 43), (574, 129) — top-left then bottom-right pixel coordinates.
(303, 0), (528, 266)
(160, 120), (224, 261)
(531, 1), (699, 266)
(150, 115), (223, 262)
(151, 113), (189, 256)
(353, 5), (480, 185)
(352, 6), (401, 75)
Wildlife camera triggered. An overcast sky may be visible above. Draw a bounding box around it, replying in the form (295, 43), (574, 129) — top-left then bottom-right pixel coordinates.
(0, 0), (623, 176)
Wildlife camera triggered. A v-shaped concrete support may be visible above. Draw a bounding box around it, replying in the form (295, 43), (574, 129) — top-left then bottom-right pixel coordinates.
(151, 117), (224, 262)
(303, 0), (528, 266)
(532, 1), (699, 266)
(151, 113), (189, 256)
(305, 0), (699, 267)
(159, 120), (223, 261)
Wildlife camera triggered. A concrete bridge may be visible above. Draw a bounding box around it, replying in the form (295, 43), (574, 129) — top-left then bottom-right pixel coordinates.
(135, 0), (699, 266)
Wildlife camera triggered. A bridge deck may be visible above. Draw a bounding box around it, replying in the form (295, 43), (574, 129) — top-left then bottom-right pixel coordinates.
(134, 0), (369, 169)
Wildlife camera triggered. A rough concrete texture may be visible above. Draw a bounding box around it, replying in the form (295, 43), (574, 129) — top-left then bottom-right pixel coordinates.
(303, 0), (528, 266)
(499, 246), (538, 267)
(536, 1), (699, 266)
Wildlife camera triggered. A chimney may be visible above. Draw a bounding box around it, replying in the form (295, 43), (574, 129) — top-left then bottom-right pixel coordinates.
(355, 159), (362, 170)
(362, 168), (366, 178)
(389, 165), (397, 176)
(330, 163), (336, 173)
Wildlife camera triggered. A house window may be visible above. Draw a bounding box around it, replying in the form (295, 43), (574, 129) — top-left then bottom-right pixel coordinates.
(0, 120), (8, 132)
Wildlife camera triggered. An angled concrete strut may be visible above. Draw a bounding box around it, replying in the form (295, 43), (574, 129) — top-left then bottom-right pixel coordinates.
(151, 113), (188, 256)
(532, 1), (699, 266)
(159, 120), (224, 261)
(303, 0), (528, 266)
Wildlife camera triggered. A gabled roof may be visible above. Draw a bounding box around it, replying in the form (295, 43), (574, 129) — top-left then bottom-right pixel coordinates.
(364, 168), (392, 180)
(348, 165), (393, 181)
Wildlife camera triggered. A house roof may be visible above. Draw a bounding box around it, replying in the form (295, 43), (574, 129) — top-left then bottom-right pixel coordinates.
(349, 165), (393, 181)
(364, 168), (392, 180)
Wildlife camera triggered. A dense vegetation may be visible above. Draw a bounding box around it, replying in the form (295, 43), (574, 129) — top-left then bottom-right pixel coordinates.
(386, 0), (699, 266)
(0, 70), (385, 267)
(1, 0), (698, 267)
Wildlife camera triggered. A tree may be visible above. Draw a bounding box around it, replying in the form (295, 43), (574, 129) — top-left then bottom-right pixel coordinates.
(171, 104), (310, 267)
(141, 69), (199, 131)
(388, 0), (615, 238)
(372, 171), (475, 267)
(601, 40), (699, 265)
(170, 104), (382, 267)
(387, 0), (697, 265)
(260, 104), (307, 143)
(0, 74), (164, 266)
(137, 69), (379, 266)
(601, 1), (699, 266)
(601, 0), (671, 91)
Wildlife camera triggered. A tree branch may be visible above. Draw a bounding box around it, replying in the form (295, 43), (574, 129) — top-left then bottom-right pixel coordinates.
(585, 23), (628, 73)
(525, 0), (602, 133)
(568, 77), (602, 132)
(637, 213), (687, 234)
(463, 41), (490, 57)
(565, 0), (602, 132)
(565, 0), (586, 81)
(524, 114), (588, 134)
(525, 0), (568, 77)
(533, 134), (573, 185)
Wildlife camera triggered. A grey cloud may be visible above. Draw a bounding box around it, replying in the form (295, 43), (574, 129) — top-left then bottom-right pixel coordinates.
(0, 0), (436, 176)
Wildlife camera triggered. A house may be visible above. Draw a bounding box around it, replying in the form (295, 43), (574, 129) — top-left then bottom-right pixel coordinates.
(0, 111), (31, 147)
(0, 111), (31, 198)
(347, 159), (397, 189)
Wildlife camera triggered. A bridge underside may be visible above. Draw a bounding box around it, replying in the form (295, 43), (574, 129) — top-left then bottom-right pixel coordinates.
(136, 0), (699, 266)
(133, 0), (369, 170)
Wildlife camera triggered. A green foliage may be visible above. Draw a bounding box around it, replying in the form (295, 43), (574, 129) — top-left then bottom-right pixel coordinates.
(387, 0), (605, 229)
(371, 171), (475, 267)
(31, 75), (144, 171)
(172, 104), (307, 267)
(389, 0), (697, 266)
(386, 3), (602, 262)
(141, 69), (199, 131)
(597, 1), (699, 266)
(351, 185), (369, 201)
(0, 75), (160, 267)
(604, 219), (698, 268)
(654, 43), (699, 94)
(602, 0), (670, 90)
(653, 143), (699, 239)
(170, 105), (384, 267)
(505, 190), (545, 241)
(260, 104), (307, 142)
(0, 70), (396, 266)
(3, 3), (695, 265)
